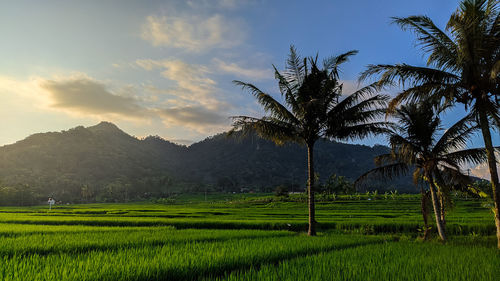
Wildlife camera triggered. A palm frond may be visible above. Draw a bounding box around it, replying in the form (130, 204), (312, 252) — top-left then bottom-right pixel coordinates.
(273, 65), (301, 114)
(283, 45), (305, 89)
(341, 108), (389, 125)
(230, 116), (301, 145)
(337, 95), (389, 122)
(491, 60), (500, 79)
(355, 162), (410, 185)
(445, 148), (489, 167)
(485, 0), (500, 37)
(233, 80), (300, 125)
(386, 82), (462, 113)
(392, 16), (459, 71)
(359, 64), (459, 88)
(331, 122), (392, 141)
(323, 50), (359, 79)
(434, 165), (472, 190)
(412, 167), (423, 185)
(332, 82), (385, 114)
(388, 134), (420, 164)
(374, 153), (397, 166)
(432, 113), (478, 154)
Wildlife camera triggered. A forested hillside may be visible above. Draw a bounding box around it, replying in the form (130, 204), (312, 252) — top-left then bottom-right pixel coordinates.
(0, 122), (412, 204)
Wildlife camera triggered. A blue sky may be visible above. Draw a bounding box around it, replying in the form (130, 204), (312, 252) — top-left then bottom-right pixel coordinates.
(0, 0), (497, 167)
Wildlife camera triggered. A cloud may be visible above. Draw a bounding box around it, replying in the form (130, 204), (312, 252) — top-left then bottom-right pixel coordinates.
(170, 138), (195, 146)
(38, 75), (150, 119)
(136, 59), (235, 133)
(212, 58), (273, 80)
(187, 0), (243, 9)
(158, 105), (230, 134)
(141, 14), (244, 52)
(0, 73), (235, 143)
(0, 76), (40, 101)
(470, 152), (500, 180)
(136, 59), (218, 106)
(160, 106), (227, 125)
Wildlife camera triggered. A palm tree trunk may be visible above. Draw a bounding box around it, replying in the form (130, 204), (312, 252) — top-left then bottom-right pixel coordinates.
(478, 109), (500, 249)
(429, 180), (447, 242)
(307, 143), (316, 236)
(439, 195), (446, 227)
(420, 186), (430, 240)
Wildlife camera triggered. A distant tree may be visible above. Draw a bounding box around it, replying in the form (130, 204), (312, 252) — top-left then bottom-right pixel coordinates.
(275, 185), (289, 197)
(216, 176), (239, 193)
(322, 174), (355, 195)
(360, 0), (500, 248)
(357, 102), (488, 242)
(0, 184), (37, 206)
(80, 184), (94, 203)
(101, 178), (131, 202)
(231, 46), (389, 235)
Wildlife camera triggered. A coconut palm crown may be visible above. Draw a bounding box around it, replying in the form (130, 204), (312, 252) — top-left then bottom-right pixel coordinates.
(357, 102), (491, 241)
(231, 46), (389, 236)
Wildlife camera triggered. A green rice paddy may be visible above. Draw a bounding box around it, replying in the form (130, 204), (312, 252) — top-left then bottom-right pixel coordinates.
(0, 194), (497, 280)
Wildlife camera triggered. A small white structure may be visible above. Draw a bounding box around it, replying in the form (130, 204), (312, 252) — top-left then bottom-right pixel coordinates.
(48, 198), (55, 210)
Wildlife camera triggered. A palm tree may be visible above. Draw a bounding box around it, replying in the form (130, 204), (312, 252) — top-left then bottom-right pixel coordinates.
(357, 102), (487, 242)
(231, 46), (389, 236)
(360, 0), (500, 248)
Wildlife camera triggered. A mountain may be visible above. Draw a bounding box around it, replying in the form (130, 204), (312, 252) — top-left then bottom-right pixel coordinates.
(183, 133), (395, 190)
(0, 122), (413, 204)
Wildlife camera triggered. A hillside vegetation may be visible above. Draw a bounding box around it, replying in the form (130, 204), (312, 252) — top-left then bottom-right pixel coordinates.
(0, 122), (411, 204)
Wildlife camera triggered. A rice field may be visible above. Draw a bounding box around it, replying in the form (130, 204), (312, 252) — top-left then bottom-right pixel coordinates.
(209, 241), (499, 281)
(0, 194), (494, 234)
(0, 195), (497, 280)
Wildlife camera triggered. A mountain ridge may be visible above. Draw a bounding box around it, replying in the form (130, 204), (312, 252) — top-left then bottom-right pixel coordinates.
(0, 122), (414, 204)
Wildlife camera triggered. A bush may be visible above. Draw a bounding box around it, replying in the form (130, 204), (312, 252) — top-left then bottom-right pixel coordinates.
(275, 185), (289, 198)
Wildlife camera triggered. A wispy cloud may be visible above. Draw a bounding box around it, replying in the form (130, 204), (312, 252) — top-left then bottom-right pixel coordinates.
(136, 59), (234, 133)
(212, 58), (273, 80)
(187, 0), (250, 9)
(136, 59), (222, 106)
(141, 14), (244, 52)
(137, 3), (268, 135)
(159, 105), (229, 129)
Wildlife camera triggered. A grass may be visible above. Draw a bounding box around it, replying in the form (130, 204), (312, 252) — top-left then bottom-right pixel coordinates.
(0, 195), (494, 234)
(0, 226), (292, 256)
(0, 231), (384, 281)
(0, 194), (497, 281)
(208, 240), (499, 281)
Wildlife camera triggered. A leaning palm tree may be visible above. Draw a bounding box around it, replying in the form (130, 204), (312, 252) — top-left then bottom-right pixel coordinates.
(357, 102), (488, 242)
(360, 0), (500, 248)
(231, 46), (389, 236)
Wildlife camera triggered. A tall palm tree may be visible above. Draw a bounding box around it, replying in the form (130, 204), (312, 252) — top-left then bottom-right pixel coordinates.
(231, 46), (389, 236)
(360, 0), (500, 248)
(357, 102), (488, 242)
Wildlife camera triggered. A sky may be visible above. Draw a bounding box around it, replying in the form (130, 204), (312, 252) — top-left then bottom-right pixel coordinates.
(0, 0), (498, 177)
